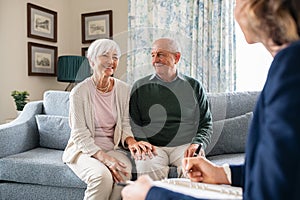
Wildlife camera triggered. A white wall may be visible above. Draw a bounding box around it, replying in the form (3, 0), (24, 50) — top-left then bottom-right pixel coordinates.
(67, 0), (129, 80)
(0, 0), (128, 124)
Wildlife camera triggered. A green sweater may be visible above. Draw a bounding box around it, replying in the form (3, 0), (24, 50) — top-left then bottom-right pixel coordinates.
(129, 73), (212, 148)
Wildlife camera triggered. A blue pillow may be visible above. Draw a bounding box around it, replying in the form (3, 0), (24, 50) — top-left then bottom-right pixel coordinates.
(35, 115), (70, 150)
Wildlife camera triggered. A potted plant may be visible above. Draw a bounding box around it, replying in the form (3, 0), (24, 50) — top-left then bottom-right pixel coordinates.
(11, 90), (30, 112)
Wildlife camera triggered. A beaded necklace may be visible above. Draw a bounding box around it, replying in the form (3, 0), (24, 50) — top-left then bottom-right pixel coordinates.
(97, 79), (111, 93)
(97, 81), (110, 90)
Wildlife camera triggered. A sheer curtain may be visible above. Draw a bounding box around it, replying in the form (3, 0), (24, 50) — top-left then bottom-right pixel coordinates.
(127, 0), (236, 92)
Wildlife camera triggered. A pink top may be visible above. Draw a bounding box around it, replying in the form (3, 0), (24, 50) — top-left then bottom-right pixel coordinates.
(91, 83), (117, 151)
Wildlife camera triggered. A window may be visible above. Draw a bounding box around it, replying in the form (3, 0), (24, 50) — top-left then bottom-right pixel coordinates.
(235, 22), (273, 92)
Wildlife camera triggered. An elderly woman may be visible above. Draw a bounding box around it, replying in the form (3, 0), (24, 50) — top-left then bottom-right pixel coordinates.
(63, 39), (153, 200)
(122, 0), (300, 199)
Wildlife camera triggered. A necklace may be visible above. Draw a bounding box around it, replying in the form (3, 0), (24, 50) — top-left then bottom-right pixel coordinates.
(97, 79), (111, 93)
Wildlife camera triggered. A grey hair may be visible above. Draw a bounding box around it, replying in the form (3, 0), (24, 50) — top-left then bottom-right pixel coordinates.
(152, 37), (181, 53)
(87, 39), (121, 63)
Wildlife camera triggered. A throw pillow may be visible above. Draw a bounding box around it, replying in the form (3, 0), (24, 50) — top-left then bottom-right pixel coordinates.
(206, 112), (253, 156)
(35, 115), (70, 150)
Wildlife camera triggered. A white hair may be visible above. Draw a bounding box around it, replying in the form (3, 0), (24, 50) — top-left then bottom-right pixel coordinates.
(87, 39), (121, 63)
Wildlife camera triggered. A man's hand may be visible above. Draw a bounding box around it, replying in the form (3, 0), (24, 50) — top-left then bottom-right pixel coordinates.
(121, 175), (153, 200)
(184, 143), (205, 158)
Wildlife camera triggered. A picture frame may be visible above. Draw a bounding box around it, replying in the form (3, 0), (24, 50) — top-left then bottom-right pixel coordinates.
(81, 10), (113, 43)
(27, 3), (57, 42)
(81, 47), (89, 57)
(28, 42), (57, 76)
(81, 47), (94, 75)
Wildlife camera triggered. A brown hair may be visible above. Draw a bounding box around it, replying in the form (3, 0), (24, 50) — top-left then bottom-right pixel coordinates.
(247, 0), (300, 45)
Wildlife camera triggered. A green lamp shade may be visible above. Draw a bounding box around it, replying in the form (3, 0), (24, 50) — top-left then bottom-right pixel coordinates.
(57, 56), (91, 83)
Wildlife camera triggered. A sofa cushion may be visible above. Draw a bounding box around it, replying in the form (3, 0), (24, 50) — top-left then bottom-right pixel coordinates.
(207, 91), (259, 121)
(208, 153), (245, 165)
(0, 183), (84, 200)
(206, 112), (253, 156)
(0, 148), (86, 189)
(36, 115), (70, 150)
(43, 90), (70, 116)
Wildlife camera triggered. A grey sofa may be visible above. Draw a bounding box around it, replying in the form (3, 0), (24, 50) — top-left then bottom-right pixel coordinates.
(0, 90), (259, 200)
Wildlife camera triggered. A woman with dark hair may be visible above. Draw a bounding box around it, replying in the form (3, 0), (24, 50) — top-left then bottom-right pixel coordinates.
(121, 0), (300, 199)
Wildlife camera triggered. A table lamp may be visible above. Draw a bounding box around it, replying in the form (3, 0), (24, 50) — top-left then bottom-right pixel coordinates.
(57, 55), (91, 91)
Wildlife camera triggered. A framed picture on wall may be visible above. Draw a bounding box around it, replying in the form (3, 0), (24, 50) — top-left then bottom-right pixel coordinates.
(81, 47), (89, 57)
(81, 10), (113, 43)
(28, 42), (57, 76)
(27, 3), (57, 42)
(81, 47), (93, 75)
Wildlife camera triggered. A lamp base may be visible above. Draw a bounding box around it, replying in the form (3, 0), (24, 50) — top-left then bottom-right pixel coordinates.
(65, 83), (77, 91)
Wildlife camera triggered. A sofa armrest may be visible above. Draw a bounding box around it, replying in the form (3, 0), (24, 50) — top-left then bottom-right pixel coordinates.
(0, 101), (43, 158)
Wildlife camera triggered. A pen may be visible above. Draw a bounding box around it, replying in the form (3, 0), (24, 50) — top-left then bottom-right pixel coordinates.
(184, 143), (203, 177)
(193, 143), (202, 157)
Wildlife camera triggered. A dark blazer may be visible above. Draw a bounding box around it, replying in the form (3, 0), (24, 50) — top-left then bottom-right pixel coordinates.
(145, 41), (300, 200)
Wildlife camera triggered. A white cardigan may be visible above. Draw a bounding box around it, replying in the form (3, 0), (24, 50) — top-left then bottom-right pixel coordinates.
(62, 77), (133, 163)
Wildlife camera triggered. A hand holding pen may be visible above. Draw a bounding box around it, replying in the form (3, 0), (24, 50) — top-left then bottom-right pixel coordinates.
(184, 143), (204, 158)
(183, 143), (203, 177)
(182, 156), (230, 184)
(193, 143), (203, 157)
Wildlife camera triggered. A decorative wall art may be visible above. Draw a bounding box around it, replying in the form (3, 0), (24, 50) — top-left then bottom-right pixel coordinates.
(81, 10), (113, 43)
(27, 3), (57, 42)
(81, 47), (88, 57)
(28, 42), (57, 76)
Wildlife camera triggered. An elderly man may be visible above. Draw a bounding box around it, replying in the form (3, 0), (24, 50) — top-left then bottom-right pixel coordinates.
(129, 37), (212, 180)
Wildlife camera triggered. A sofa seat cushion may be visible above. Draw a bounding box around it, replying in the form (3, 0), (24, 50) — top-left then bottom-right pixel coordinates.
(0, 182), (84, 200)
(208, 153), (245, 166)
(0, 148), (86, 189)
(35, 115), (70, 150)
